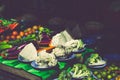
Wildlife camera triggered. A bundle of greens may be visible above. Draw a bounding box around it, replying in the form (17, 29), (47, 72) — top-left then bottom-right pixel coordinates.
(58, 70), (72, 80)
(0, 18), (17, 27)
(71, 64), (91, 79)
(86, 53), (106, 66)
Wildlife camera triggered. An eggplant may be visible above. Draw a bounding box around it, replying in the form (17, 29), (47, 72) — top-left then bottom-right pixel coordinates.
(1, 50), (20, 59)
(5, 56), (18, 59)
(6, 46), (18, 52)
(4, 50), (20, 57)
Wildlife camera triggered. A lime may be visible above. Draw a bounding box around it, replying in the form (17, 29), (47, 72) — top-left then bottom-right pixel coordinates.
(111, 64), (115, 67)
(94, 71), (98, 75)
(110, 67), (114, 71)
(114, 66), (119, 70)
(39, 27), (44, 32)
(97, 74), (102, 79)
(107, 70), (111, 74)
(87, 77), (93, 80)
(102, 71), (107, 77)
(112, 73), (117, 77)
(107, 75), (112, 79)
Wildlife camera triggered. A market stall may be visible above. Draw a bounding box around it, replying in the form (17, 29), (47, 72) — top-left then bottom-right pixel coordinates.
(0, 18), (120, 80)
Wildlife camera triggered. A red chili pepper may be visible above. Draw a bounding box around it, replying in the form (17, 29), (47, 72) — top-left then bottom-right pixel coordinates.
(9, 22), (19, 30)
(0, 20), (2, 23)
(0, 28), (4, 33)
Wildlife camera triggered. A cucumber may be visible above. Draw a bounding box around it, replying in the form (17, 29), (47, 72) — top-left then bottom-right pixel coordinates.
(8, 39), (22, 45)
(22, 34), (36, 42)
(0, 41), (8, 45)
(0, 44), (12, 51)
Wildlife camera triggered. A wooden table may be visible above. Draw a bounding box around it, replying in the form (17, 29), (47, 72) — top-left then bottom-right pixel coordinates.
(0, 63), (41, 80)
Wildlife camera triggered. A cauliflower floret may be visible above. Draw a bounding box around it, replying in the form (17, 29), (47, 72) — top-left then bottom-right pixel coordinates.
(35, 51), (57, 68)
(64, 39), (84, 52)
(52, 47), (66, 57)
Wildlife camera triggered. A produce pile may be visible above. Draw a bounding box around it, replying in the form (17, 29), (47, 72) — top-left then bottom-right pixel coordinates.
(57, 58), (120, 80)
(57, 51), (119, 80)
(86, 53), (106, 67)
(35, 50), (57, 68)
(0, 24), (52, 59)
(0, 25), (52, 42)
(0, 18), (120, 80)
(92, 64), (120, 80)
(0, 18), (19, 33)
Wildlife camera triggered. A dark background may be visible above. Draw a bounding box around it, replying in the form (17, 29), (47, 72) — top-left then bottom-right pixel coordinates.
(0, 0), (115, 21)
(0, 0), (120, 53)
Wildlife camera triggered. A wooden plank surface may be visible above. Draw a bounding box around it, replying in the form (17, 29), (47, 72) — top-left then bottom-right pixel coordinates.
(0, 63), (41, 80)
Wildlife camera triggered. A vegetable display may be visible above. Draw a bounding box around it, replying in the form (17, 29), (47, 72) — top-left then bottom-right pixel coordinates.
(71, 64), (91, 79)
(50, 30), (73, 47)
(35, 50), (57, 68)
(86, 53), (106, 66)
(64, 39), (85, 52)
(0, 18), (19, 33)
(93, 64), (120, 80)
(0, 20), (119, 80)
(0, 25), (52, 44)
(0, 42), (12, 51)
(52, 45), (72, 59)
(51, 39), (85, 59)
(0, 43), (27, 59)
(58, 70), (72, 80)
(18, 43), (37, 62)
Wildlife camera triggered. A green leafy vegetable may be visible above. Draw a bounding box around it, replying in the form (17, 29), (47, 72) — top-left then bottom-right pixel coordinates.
(71, 64), (91, 78)
(58, 70), (72, 80)
(86, 53), (106, 66)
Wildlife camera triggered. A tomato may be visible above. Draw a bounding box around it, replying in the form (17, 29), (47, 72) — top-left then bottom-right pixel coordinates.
(19, 31), (24, 37)
(24, 32), (28, 36)
(32, 25), (38, 30)
(6, 36), (10, 40)
(12, 31), (18, 36)
(28, 31), (32, 34)
(16, 35), (21, 39)
(11, 35), (16, 39)
(27, 28), (32, 32)
(32, 29), (35, 33)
